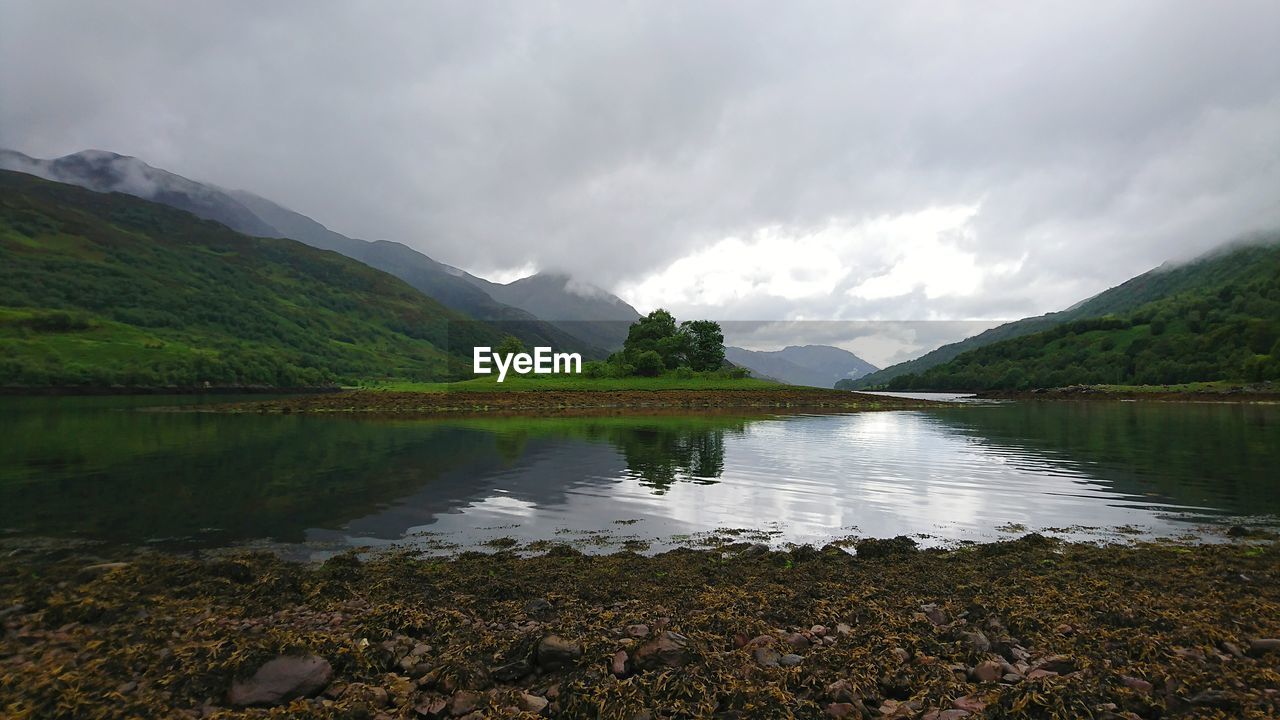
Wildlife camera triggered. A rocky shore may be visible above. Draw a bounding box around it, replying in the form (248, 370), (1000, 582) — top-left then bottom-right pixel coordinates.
(199, 389), (942, 415)
(1, 536), (1277, 719)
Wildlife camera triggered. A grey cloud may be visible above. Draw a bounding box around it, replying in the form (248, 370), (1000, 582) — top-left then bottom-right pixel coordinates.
(2, 0), (1278, 338)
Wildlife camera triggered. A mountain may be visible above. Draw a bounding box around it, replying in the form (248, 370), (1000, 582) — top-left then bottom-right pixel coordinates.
(850, 233), (1280, 388)
(464, 272), (641, 350)
(725, 345), (877, 388)
(869, 237), (1280, 391)
(0, 150), (603, 356)
(0, 149), (281, 238)
(0, 170), (507, 387)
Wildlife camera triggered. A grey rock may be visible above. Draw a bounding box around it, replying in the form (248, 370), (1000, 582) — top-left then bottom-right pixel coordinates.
(227, 655), (333, 707)
(536, 635), (582, 671)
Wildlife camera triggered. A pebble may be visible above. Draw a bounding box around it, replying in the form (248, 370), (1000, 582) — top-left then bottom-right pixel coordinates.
(779, 653), (804, 667)
(227, 655), (333, 707)
(536, 635), (582, 671)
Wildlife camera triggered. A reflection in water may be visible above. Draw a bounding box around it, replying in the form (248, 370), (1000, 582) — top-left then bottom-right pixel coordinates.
(0, 397), (1276, 555)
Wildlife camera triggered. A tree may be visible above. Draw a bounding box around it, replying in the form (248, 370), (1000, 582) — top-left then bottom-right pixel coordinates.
(633, 350), (664, 377)
(495, 335), (525, 357)
(681, 320), (725, 371)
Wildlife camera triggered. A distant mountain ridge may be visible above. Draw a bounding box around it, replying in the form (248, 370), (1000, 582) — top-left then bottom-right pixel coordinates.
(849, 235), (1280, 388)
(725, 345), (877, 388)
(464, 272), (641, 350)
(0, 149), (618, 355)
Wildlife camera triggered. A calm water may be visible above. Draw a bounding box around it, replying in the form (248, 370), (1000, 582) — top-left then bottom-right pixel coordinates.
(1, 396), (1277, 558)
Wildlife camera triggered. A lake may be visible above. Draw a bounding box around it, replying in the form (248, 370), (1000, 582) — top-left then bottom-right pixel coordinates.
(1, 395), (1276, 559)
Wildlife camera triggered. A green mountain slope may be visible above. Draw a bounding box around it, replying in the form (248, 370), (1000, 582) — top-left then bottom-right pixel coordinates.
(0, 150), (602, 356)
(463, 272), (641, 351)
(850, 234), (1280, 388)
(879, 240), (1280, 391)
(0, 171), (503, 387)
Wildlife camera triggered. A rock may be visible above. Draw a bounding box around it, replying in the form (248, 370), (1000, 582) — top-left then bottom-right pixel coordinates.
(920, 604), (948, 626)
(1248, 638), (1280, 655)
(1221, 641), (1245, 659)
(952, 695), (986, 713)
(890, 647), (911, 663)
(921, 710), (970, 720)
(783, 632), (811, 651)
(741, 543), (770, 558)
(1036, 655), (1076, 674)
(413, 697), (447, 718)
(1055, 623), (1076, 635)
(971, 660), (1002, 682)
(341, 683), (390, 709)
(779, 653), (804, 667)
(1026, 668), (1058, 680)
(753, 646), (781, 668)
(835, 622), (853, 636)
(632, 631), (693, 670)
(855, 536), (918, 559)
(625, 623), (650, 639)
(1002, 673), (1023, 683)
(825, 702), (857, 718)
(1188, 690), (1234, 709)
(0, 603), (25, 620)
(227, 655), (333, 707)
(524, 598), (553, 614)
(491, 656), (532, 682)
(449, 690), (483, 716)
(1120, 675), (1152, 694)
(536, 635), (582, 671)
(825, 679), (857, 703)
(610, 650), (630, 678)
(810, 624), (828, 637)
(79, 562), (130, 579)
(960, 631), (990, 655)
(517, 692), (549, 714)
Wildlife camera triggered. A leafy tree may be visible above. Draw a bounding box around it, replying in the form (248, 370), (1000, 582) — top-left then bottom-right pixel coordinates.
(495, 335), (525, 357)
(681, 320), (725, 371)
(633, 350), (664, 377)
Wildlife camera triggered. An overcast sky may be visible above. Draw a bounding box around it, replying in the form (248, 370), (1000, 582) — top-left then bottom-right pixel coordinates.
(2, 1), (1279, 364)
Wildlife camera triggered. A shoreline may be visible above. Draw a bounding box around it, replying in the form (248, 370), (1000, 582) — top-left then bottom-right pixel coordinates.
(973, 385), (1280, 402)
(1, 535), (1276, 718)
(194, 388), (947, 415)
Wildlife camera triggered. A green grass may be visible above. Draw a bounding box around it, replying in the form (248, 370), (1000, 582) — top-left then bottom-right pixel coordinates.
(356, 372), (790, 393)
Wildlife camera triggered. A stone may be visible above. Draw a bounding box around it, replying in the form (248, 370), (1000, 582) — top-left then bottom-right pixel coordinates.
(952, 695), (986, 713)
(491, 657), (532, 682)
(536, 635), (582, 671)
(835, 622), (853, 636)
(1036, 655), (1076, 674)
(610, 650), (630, 678)
(413, 697), (447, 718)
(524, 598), (553, 615)
(227, 655), (333, 707)
(1120, 675), (1152, 694)
(1026, 668), (1058, 680)
(779, 653), (804, 667)
(632, 631), (693, 670)
(921, 604), (948, 626)
(517, 693), (549, 714)
(341, 683), (390, 709)
(960, 631), (990, 655)
(922, 710), (970, 720)
(741, 543), (770, 558)
(1249, 638), (1280, 655)
(971, 660), (1002, 682)
(625, 623), (650, 639)
(825, 679), (857, 703)
(825, 702), (857, 718)
(449, 690), (482, 716)
(753, 646), (781, 668)
(783, 632), (811, 651)
(890, 647), (910, 663)
(810, 625), (828, 637)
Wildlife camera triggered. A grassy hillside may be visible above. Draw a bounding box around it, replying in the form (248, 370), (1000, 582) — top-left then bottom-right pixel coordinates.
(883, 241), (1280, 391)
(0, 171), (504, 388)
(849, 233), (1280, 388)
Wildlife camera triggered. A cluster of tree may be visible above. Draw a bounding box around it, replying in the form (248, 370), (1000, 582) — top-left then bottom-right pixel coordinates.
(584, 309), (734, 378)
(887, 267), (1280, 391)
